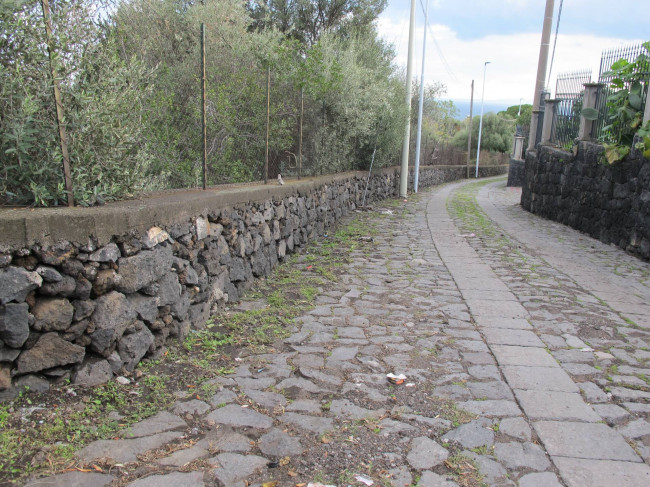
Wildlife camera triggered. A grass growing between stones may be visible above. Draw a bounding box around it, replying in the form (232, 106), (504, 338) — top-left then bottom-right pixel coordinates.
(0, 375), (175, 483)
(0, 211), (380, 485)
(444, 454), (487, 487)
(447, 180), (509, 248)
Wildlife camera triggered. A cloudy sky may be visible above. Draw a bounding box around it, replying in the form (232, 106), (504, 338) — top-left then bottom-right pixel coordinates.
(376, 0), (647, 106)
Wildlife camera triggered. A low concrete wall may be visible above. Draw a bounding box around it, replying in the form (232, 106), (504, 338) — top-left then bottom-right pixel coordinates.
(521, 143), (650, 260)
(0, 164), (506, 398)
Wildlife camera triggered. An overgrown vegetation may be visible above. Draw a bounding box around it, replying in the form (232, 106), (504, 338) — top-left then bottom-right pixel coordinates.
(451, 111), (519, 155)
(582, 40), (650, 164)
(0, 0), (415, 206)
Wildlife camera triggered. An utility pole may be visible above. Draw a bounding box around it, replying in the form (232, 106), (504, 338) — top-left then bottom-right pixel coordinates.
(399, 0), (417, 199)
(527, 0), (555, 152)
(476, 61), (490, 178)
(414, 0), (429, 194)
(41, 0), (74, 206)
(466, 80), (474, 179)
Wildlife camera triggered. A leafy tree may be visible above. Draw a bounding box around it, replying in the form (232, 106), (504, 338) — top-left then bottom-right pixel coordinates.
(410, 81), (460, 164)
(499, 103), (532, 131)
(452, 113), (515, 154)
(247, 0), (387, 46)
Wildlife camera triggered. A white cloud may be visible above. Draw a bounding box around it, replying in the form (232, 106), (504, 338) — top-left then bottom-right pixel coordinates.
(377, 15), (644, 104)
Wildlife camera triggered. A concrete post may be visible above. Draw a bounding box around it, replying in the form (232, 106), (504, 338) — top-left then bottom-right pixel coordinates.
(530, 110), (542, 150)
(579, 83), (603, 141)
(513, 136), (525, 160)
(527, 0), (556, 153)
(644, 91), (650, 125)
(541, 99), (557, 145)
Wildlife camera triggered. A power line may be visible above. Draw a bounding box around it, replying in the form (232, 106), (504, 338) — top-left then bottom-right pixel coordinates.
(418, 0), (460, 84)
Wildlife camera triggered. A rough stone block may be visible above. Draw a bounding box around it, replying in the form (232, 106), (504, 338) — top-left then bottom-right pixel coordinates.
(0, 266), (42, 304)
(0, 302), (30, 347)
(16, 332), (85, 375)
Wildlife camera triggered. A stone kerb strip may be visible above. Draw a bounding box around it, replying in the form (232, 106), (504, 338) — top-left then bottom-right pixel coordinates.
(0, 165), (506, 398)
(428, 180), (649, 487)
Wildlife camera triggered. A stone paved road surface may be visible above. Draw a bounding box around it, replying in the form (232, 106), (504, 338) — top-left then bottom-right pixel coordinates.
(26, 177), (650, 487)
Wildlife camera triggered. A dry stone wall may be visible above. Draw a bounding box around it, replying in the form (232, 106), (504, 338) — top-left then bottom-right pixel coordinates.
(0, 165), (506, 398)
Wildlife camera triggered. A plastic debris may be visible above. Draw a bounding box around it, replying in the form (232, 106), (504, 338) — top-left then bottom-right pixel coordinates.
(386, 373), (407, 385)
(354, 474), (374, 486)
(307, 484), (336, 487)
(116, 376), (130, 385)
(267, 461), (280, 468)
(405, 383), (416, 388)
(380, 209), (393, 215)
(307, 265), (313, 270)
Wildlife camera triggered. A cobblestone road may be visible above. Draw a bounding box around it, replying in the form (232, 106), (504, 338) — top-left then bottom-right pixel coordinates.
(27, 177), (650, 487)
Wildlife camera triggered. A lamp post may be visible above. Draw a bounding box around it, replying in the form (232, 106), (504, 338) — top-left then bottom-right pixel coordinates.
(518, 98), (523, 117)
(475, 61), (490, 178)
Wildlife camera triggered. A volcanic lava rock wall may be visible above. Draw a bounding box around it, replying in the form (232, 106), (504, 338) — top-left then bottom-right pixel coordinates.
(522, 142), (650, 261)
(0, 165), (506, 398)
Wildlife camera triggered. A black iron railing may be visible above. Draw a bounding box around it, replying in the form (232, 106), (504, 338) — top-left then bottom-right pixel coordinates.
(552, 69), (592, 149)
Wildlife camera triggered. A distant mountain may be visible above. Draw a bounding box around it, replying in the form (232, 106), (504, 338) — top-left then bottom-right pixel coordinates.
(450, 100), (520, 120)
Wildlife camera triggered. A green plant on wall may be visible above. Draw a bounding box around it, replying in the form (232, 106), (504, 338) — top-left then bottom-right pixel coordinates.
(583, 41), (650, 164)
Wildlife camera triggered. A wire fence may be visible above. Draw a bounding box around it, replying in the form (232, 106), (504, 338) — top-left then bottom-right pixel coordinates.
(552, 69), (592, 149)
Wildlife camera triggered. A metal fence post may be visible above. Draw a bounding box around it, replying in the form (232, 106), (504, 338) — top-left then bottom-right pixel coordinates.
(541, 99), (557, 145)
(201, 23), (207, 190)
(578, 83), (602, 141)
(265, 65), (270, 184)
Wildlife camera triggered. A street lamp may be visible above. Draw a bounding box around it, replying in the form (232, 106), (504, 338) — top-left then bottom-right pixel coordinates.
(475, 61), (490, 178)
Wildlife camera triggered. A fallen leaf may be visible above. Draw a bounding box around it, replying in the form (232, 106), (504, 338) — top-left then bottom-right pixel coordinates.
(279, 456), (290, 466)
(262, 482), (278, 487)
(288, 471), (298, 477)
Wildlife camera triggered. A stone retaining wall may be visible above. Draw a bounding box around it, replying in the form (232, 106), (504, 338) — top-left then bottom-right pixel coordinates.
(0, 164), (506, 398)
(507, 158), (525, 187)
(521, 143), (650, 260)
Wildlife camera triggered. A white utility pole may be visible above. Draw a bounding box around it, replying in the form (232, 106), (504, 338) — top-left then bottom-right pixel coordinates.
(400, 0), (417, 198)
(527, 0), (555, 152)
(414, 0), (429, 193)
(467, 80), (474, 179)
(475, 61), (490, 178)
